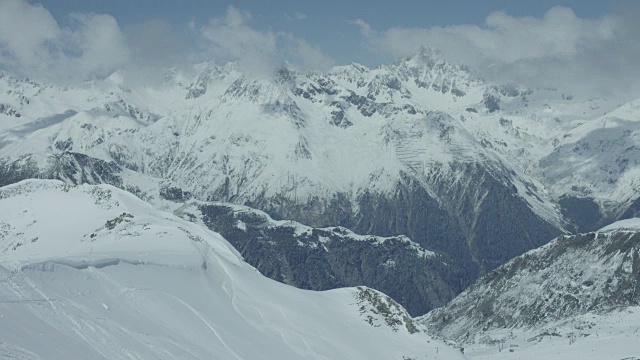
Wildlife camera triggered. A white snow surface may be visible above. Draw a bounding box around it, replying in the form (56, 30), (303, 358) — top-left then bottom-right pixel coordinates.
(0, 179), (466, 360)
(462, 308), (640, 360)
(599, 217), (640, 232)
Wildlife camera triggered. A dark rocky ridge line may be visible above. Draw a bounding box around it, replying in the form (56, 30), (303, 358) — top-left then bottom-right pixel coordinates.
(174, 200), (473, 316)
(0, 152), (122, 188)
(242, 166), (562, 276)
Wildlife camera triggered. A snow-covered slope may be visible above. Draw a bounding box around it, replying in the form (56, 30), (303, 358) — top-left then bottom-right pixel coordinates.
(419, 218), (640, 357)
(537, 99), (640, 229)
(450, 309), (640, 360)
(0, 179), (466, 360)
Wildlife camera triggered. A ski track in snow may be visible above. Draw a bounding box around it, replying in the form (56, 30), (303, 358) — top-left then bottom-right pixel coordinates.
(162, 293), (245, 360)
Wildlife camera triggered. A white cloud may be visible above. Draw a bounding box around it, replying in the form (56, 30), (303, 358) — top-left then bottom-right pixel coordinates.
(352, 19), (375, 38)
(356, 6), (640, 98)
(62, 13), (130, 77)
(0, 0), (60, 72)
(373, 7), (616, 64)
(0, 2), (333, 82)
(200, 6), (334, 76)
(291, 38), (334, 70)
(201, 6), (278, 77)
(0, 0), (129, 82)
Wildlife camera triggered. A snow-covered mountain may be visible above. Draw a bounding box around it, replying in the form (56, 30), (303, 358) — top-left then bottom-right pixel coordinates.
(0, 179), (467, 359)
(420, 218), (640, 358)
(538, 99), (640, 230)
(1, 48), (639, 314)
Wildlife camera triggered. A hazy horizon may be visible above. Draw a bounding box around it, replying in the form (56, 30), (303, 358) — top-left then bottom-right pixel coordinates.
(1, 0), (638, 99)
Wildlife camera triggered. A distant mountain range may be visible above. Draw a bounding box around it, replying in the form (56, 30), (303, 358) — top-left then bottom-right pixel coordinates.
(1, 49), (639, 316)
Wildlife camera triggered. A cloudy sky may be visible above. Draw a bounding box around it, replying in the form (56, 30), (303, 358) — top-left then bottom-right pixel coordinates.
(0, 0), (638, 98)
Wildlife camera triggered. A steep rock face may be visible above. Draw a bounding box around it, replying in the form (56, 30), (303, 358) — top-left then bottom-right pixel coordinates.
(0, 152), (122, 188)
(558, 196), (607, 233)
(622, 197), (640, 220)
(421, 219), (640, 343)
(243, 161), (561, 275)
(425, 162), (563, 272)
(244, 173), (468, 259)
(187, 201), (470, 316)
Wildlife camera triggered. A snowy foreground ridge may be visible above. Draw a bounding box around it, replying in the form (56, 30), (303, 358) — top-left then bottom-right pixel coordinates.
(0, 180), (466, 360)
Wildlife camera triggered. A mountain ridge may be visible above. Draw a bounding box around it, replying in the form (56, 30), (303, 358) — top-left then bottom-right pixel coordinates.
(1, 49), (639, 314)
(420, 218), (640, 346)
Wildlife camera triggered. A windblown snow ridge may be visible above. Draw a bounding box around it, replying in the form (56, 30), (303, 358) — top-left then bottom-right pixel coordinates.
(0, 179), (466, 360)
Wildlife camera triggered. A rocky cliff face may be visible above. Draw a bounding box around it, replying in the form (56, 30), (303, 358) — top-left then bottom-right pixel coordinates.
(175, 200), (471, 316)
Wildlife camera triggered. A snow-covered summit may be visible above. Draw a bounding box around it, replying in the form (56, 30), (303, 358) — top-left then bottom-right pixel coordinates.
(599, 217), (640, 232)
(0, 179), (241, 268)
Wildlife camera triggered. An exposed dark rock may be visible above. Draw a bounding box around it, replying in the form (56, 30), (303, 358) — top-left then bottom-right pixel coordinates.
(196, 202), (468, 316)
(0, 104), (21, 117)
(105, 212), (134, 230)
(0, 153), (122, 188)
(160, 185), (193, 202)
(344, 91), (382, 117)
(621, 197), (640, 220)
(558, 196), (606, 233)
(498, 118), (512, 127)
(483, 93), (501, 113)
(354, 287), (420, 333)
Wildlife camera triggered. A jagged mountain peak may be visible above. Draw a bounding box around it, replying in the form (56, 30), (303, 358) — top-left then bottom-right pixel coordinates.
(223, 76), (291, 102)
(184, 61), (240, 100)
(329, 62), (369, 75)
(403, 46), (448, 66)
(105, 70), (127, 87)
